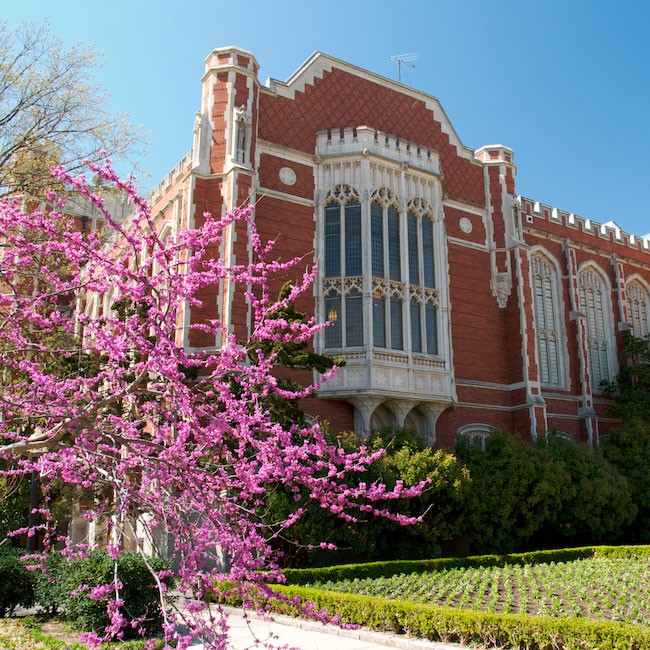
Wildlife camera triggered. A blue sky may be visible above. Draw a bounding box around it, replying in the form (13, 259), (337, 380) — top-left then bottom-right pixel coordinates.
(4, 1), (650, 236)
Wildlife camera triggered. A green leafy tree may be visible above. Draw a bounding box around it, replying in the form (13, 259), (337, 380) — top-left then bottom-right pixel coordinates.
(459, 429), (635, 554)
(537, 434), (634, 546)
(365, 427), (472, 560)
(0, 475), (29, 544)
(265, 427), (472, 566)
(601, 332), (650, 541)
(0, 20), (145, 197)
(603, 331), (650, 422)
(457, 430), (563, 554)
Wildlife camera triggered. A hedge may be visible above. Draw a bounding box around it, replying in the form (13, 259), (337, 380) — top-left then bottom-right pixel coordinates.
(282, 544), (650, 585)
(0, 549), (170, 640)
(55, 551), (169, 637)
(0, 548), (35, 617)
(270, 585), (650, 650)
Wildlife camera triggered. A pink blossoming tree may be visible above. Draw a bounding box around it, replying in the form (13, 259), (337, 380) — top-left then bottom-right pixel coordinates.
(0, 163), (426, 648)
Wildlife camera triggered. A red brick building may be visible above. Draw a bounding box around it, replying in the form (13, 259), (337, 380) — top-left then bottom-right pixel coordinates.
(148, 47), (650, 449)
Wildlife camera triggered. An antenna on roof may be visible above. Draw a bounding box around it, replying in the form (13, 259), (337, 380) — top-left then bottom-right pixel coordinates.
(389, 53), (418, 84)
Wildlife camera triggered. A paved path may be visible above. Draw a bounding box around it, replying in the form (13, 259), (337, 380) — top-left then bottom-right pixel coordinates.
(191, 607), (470, 650)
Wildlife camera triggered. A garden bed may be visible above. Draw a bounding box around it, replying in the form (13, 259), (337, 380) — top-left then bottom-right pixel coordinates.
(310, 558), (650, 624)
(268, 546), (650, 649)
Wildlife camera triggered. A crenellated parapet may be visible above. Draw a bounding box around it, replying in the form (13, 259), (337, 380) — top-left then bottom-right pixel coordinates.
(518, 195), (650, 253)
(315, 126), (441, 175)
(149, 151), (193, 204)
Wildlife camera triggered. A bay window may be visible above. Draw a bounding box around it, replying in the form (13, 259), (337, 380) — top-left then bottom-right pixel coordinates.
(322, 184), (439, 357)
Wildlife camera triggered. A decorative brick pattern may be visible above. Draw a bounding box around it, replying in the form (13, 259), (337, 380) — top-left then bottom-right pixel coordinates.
(260, 68), (484, 205)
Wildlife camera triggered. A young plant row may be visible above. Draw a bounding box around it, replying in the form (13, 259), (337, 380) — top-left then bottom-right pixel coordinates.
(271, 584), (650, 650)
(310, 558), (650, 625)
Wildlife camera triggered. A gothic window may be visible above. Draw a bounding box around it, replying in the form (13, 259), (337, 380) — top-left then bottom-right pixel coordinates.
(324, 185), (361, 279)
(406, 198), (437, 356)
(626, 280), (650, 338)
(323, 185), (363, 348)
(370, 189), (403, 350)
(324, 292), (342, 348)
(322, 185), (439, 357)
(345, 289), (364, 346)
(456, 424), (495, 451)
(578, 267), (614, 389)
(531, 254), (562, 385)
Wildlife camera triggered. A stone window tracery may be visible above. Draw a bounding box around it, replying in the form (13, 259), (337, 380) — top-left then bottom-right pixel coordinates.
(456, 424), (495, 451)
(531, 254), (563, 386)
(406, 198), (437, 356)
(626, 280), (650, 338)
(578, 267), (614, 389)
(323, 184), (439, 356)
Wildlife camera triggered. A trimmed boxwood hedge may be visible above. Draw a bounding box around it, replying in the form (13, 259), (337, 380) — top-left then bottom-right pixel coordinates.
(250, 545), (650, 649)
(270, 585), (650, 649)
(281, 544), (650, 585)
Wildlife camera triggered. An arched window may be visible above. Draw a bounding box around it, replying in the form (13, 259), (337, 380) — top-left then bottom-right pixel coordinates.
(324, 185), (362, 279)
(626, 280), (650, 338)
(578, 267), (614, 389)
(323, 185), (364, 349)
(456, 424), (495, 451)
(531, 253), (563, 385)
(546, 430), (575, 443)
(370, 189), (402, 350)
(407, 198), (437, 356)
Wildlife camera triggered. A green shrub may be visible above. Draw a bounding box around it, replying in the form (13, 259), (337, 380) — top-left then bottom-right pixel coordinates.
(538, 433), (635, 546)
(264, 426), (472, 567)
(50, 551), (169, 638)
(457, 429), (636, 554)
(601, 420), (650, 541)
(33, 551), (67, 616)
(282, 544), (650, 585)
(456, 430), (559, 553)
(0, 548), (35, 617)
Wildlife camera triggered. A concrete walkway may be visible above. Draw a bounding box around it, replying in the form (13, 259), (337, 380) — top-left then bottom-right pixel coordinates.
(194, 607), (470, 650)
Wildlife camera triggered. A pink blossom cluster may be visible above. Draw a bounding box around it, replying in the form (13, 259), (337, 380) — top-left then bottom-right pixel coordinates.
(0, 162), (427, 648)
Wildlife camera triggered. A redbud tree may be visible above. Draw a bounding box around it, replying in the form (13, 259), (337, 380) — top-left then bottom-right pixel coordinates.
(0, 163), (426, 648)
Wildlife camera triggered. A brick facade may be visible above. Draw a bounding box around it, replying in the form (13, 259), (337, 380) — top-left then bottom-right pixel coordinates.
(147, 46), (650, 450)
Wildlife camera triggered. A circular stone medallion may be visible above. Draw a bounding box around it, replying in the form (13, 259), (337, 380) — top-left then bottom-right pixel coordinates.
(459, 217), (473, 234)
(279, 167), (297, 186)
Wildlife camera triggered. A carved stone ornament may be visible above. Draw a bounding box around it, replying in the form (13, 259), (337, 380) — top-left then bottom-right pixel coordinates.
(492, 272), (513, 308)
(459, 217), (473, 234)
(279, 167), (297, 186)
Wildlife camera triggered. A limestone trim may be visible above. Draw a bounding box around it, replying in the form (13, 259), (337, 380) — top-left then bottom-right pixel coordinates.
(520, 194), (650, 255)
(258, 140), (316, 166)
(442, 197), (488, 217)
(447, 237), (490, 251)
(256, 187), (314, 207)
